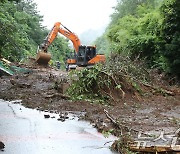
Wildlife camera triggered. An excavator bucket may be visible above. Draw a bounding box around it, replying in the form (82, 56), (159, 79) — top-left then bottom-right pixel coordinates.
(36, 51), (51, 65)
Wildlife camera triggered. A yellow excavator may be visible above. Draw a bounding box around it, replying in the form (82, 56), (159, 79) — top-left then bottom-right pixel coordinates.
(36, 22), (105, 69)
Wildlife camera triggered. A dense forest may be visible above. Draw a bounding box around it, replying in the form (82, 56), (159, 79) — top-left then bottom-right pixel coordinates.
(95, 0), (180, 78)
(0, 0), (70, 64)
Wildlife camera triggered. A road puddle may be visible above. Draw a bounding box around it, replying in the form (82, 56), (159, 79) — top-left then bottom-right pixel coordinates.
(0, 100), (117, 153)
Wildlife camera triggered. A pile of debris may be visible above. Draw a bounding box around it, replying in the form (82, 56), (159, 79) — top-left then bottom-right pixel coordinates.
(0, 58), (32, 77)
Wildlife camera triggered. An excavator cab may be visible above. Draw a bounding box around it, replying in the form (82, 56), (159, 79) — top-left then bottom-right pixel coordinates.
(76, 46), (96, 66)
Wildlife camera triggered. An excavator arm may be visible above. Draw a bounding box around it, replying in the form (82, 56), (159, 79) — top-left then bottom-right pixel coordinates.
(58, 26), (81, 53)
(42, 22), (61, 52)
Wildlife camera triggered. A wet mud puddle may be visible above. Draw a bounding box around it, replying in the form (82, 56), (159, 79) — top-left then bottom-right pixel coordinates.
(0, 100), (117, 154)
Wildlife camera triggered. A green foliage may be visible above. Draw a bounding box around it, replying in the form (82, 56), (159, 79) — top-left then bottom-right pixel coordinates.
(102, 129), (114, 138)
(96, 0), (180, 78)
(110, 0), (156, 25)
(0, 0), (71, 64)
(0, 0), (42, 61)
(67, 55), (150, 103)
(108, 6), (164, 60)
(67, 65), (106, 103)
(107, 15), (138, 54)
(0, 1), (31, 61)
(94, 34), (110, 55)
(132, 81), (142, 94)
(16, 0), (46, 45)
(160, 0), (180, 76)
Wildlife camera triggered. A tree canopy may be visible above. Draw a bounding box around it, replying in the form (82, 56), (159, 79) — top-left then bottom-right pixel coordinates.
(95, 0), (180, 78)
(0, 0), (71, 64)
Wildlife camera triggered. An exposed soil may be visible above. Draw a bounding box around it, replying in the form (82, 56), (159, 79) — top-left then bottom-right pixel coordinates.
(0, 63), (180, 153)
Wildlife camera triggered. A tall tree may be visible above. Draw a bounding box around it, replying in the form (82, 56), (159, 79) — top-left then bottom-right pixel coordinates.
(0, 1), (31, 61)
(160, 0), (180, 76)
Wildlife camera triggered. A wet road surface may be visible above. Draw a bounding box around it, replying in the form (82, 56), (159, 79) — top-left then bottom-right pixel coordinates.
(0, 100), (117, 154)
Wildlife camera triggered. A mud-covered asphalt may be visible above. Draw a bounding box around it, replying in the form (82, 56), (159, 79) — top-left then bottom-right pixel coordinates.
(0, 65), (180, 152)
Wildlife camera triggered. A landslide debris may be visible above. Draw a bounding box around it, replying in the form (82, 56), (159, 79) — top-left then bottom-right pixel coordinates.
(67, 54), (180, 153)
(0, 56), (179, 153)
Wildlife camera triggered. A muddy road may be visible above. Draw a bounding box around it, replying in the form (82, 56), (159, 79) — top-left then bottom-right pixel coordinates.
(0, 66), (180, 153)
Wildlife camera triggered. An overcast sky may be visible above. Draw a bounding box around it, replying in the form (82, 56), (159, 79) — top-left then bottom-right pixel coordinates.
(33, 0), (117, 35)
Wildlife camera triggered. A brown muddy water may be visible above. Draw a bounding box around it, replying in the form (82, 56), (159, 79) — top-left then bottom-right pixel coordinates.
(0, 100), (117, 154)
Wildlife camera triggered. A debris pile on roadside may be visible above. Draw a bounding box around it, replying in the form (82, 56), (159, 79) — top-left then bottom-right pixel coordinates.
(0, 58), (32, 76)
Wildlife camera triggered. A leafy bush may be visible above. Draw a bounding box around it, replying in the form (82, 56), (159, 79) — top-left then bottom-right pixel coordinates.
(67, 65), (106, 102)
(67, 54), (150, 103)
